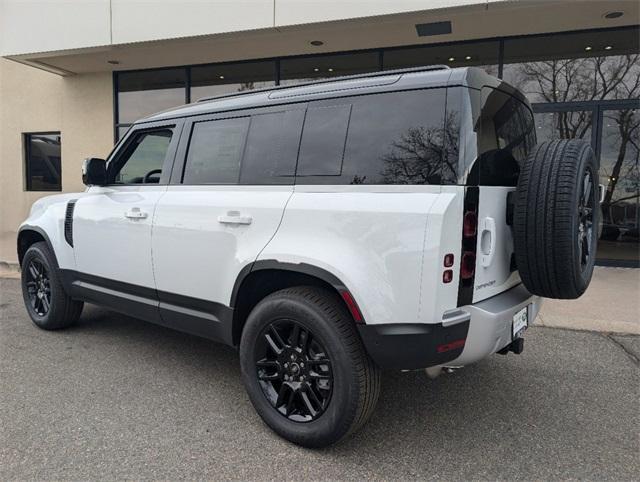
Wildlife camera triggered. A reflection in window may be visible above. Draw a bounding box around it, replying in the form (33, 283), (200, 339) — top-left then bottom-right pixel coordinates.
(117, 69), (186, 123)
(24, 133), (62, 191)
(384, 41), (499, 77)
(502, 28), (640, 103)
(280, 52), (380, 86)
(295, 90), (447, 185)
(191, 61), (276, 101)
(534, 111), (593, 142)
(598, 108), (639, 262)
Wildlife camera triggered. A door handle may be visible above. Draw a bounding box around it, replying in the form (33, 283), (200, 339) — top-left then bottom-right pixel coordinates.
(480, 217), (496, 267)
(125, 207), (148, 219)
(218, 211), (252, 225)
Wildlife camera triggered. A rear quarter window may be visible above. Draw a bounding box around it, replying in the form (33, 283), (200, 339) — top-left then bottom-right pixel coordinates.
(295, 89), (447, 185)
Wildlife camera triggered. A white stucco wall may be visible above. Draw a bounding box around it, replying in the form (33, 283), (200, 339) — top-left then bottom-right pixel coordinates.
(1, 0), (492, 56)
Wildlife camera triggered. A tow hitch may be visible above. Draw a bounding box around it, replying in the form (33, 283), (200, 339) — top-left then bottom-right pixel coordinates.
(497, 337), (524, 355)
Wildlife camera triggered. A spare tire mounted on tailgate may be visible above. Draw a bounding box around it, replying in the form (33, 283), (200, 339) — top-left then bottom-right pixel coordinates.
(514, 139), (600, 299)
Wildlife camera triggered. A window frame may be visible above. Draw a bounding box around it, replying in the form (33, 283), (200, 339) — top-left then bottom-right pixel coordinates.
(24, 131), (62, 192)
(105, 120), (184, 186)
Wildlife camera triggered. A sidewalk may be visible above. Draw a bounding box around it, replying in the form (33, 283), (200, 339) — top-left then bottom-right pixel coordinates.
(535, 267), (640, 335)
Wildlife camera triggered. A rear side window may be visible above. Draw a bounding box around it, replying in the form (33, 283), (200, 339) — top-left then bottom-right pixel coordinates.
(183, 117), (250, 184)
(295, 90), (447, 184)
(240, 109), (304, 184)
(297, 105), (351, 177)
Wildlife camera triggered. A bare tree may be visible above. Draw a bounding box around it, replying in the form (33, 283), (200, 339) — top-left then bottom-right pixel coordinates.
(378, 113), (460, 185)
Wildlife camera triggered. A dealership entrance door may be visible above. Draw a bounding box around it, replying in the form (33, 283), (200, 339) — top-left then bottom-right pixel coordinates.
(533, 100), (640, 267)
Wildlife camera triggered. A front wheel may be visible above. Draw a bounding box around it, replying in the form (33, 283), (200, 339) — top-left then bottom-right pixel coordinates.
(21, 242), (83, 330)
(239, 286), (380, 448)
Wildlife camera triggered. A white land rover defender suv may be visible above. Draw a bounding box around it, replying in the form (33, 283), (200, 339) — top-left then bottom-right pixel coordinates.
(18, 66), (599, 448)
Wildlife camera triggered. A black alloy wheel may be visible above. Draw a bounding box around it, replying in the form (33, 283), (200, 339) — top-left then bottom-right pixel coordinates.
(24, 258), (52, 317)
(255, 320), (333, 422)
(239, 286), (381, 447)
(21, 241), (83, 330)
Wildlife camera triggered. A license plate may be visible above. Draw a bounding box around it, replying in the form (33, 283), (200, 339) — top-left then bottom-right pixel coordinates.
(512, 306), (529, 339)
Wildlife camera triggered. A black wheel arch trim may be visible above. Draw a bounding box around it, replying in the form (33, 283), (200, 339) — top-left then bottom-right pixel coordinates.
(17, 225), (58, 268)
(230, 260), (349, 309)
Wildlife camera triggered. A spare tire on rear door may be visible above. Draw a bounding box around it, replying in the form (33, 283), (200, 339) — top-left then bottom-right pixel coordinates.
(513, 139), (599, 299)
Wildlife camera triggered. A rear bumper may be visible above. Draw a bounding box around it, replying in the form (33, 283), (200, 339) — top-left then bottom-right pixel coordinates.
(448, 283), (541, 366)
(357, 283), (540, 370)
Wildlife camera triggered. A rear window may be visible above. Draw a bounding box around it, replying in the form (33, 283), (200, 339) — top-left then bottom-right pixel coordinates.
(295, 89), (447, 185)
(454, 86), (535, 186)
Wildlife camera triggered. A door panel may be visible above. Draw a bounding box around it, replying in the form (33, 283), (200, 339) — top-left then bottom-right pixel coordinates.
(72, 123), (180, 293)
(152, 185), (293, 305)
(73, 186), (166, 288)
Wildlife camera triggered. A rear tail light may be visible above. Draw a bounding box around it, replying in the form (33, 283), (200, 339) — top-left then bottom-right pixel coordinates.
(463, 210), (478, 237)
(443, 269), (453, 283)
(461, 251), (476, 280)
(457, 188), (479, 306)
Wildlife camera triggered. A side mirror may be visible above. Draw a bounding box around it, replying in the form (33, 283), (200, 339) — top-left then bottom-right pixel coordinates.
(82, 158), (106, 186)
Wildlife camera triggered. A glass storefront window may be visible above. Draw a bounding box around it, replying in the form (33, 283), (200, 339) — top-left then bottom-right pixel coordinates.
(384, 40), (499, 77)
(117, 69), (187, 123)
(279, 52), (380, 86)
(190, 61), (276, 101)
(534, 110), (594, 143)
(598, 107), (639, 263)
(503, 28), (640, 103)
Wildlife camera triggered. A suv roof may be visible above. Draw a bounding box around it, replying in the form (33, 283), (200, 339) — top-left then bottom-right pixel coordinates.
(140, 66), (524, 124)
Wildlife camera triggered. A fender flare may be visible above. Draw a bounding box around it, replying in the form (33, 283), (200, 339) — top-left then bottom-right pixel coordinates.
(230, 260), (348, 309)
(17, 225), (58, 267)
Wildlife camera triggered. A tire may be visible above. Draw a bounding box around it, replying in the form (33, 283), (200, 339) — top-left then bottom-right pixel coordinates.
(514, 139), (599, 299)
(21, 242), (83, 330)
(239, 286), (381, 448)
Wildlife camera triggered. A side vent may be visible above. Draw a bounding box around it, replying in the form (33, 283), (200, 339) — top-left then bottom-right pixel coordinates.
(64, 200), (77, 247)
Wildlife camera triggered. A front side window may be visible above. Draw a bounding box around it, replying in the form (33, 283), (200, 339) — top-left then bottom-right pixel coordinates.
(111, 129), (173, 184)
(24, 133), (62, 191)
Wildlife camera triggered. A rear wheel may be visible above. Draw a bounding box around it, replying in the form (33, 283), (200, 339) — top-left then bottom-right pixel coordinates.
(239, 286), (380, 448)
(514, 139), (599, 299)
(21, 242), (83, 330)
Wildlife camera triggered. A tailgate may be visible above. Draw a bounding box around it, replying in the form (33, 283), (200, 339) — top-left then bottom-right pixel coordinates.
(472, 186), (521, 303)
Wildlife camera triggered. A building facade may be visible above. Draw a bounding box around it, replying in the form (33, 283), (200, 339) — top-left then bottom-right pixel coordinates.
(0, 0), (638, 266)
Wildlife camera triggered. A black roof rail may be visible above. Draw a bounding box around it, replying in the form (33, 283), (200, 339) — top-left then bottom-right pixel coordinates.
(196, 64), (451, 103)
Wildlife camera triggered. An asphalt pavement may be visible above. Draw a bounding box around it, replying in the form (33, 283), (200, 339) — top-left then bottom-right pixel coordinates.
(1, 277), (638, 480)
